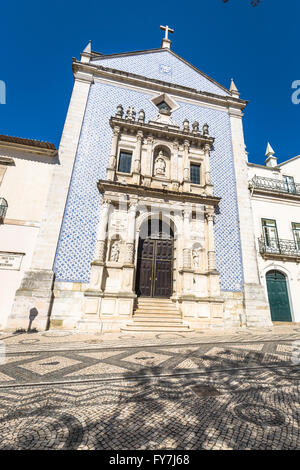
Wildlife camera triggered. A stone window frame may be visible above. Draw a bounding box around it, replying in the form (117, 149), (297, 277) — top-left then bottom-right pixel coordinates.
(149, 93), (180, 114)
(116, 148), (133, 175)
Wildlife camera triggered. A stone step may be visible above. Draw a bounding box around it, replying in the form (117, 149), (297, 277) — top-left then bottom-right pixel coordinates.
(137, 297), (174, 304)
(137, 303), (178, 309)
(135, 308), (179, 314)
(133, 316), (183, 323)
(132, 320), (187, 326)
(121, 325), (192, 332)
(134, 309), (181, 318)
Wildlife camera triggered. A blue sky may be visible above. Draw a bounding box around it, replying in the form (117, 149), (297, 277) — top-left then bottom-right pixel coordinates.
(0, 0), (299, 165)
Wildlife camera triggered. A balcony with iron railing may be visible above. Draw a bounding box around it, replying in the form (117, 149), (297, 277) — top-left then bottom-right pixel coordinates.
(258, 237), (300, 261)
(249, 175), (300, 196)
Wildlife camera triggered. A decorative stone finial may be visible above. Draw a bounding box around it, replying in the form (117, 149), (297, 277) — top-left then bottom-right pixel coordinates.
(183, 119), (190, 132)
(265, 142), (275, 157)
(230, 78), (240, 98)
(202, 123), (209, 136)
(125, 106), (136, 121)
(138, 109), (145, 123)
(81, 40), (92, 63)
(265, 142), (278, 167)
(116, 104), (124, 118)
(83, 40), (91, 53)
(192, 121), (200, 133)
(160, 24), (174, 49)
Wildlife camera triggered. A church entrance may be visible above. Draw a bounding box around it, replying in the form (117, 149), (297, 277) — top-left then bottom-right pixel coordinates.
(135, 219), (173, 298)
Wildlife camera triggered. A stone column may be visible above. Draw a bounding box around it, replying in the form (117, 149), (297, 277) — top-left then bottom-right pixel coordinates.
(107, 127), (120, 180)
(183, 208), (192, 269)
(132, 131), (143, 184)
(183, 140), (190, 182)
(204, 143), (211, 185)
(109, 127), (120, 169)
(143, 135), (153, 187)
(206, 211), (217, 271)
(125, 201), (138, 264)
(171, 140), (179, 189)
(183, 140), (190, 192)
(94, 199), (111, 262)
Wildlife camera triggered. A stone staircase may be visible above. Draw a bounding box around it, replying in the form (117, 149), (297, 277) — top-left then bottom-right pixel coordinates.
(121, 298), (193, 332)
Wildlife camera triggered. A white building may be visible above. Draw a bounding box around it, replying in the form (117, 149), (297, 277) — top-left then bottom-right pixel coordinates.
(0, 135), (57, 329)
(2, 29), (298, 332)
(249, 144), (300, 323)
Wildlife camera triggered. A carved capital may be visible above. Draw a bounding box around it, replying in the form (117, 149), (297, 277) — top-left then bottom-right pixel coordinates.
(129, 200), (138, 212)
(183, 139), (190, 151)
(205, 212), (215, 223)
(136, 130), (143, 141)
(147, 135), (154, 144)
(101, 198), (112, 210)
(204, 143), (211, 155)
(172, 139), (179, 150)
(113, 126), (121, 137)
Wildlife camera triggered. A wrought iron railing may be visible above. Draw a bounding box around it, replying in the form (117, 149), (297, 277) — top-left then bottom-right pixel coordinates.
(258, 237), (300, 258)
(250, 176), (300, 195)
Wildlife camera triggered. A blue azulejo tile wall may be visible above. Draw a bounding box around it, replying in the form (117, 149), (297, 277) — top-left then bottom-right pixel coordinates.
(92, 50), (230, 97)
(53, 81), (243, 291)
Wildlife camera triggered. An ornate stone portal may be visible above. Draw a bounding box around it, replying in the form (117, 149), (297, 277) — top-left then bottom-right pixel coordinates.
(81, 106), (225, 330)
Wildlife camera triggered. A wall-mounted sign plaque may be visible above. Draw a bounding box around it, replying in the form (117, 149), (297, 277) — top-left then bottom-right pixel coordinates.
(0, 252), (24, 271)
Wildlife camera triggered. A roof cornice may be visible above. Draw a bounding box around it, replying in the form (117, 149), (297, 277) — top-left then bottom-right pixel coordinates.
(72, 60), (248, 112)
(0, 135), (57, 157)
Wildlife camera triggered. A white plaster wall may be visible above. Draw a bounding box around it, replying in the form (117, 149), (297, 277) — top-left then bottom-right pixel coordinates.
(0, 148), (55, 222)
(279, 157), (300, 180)
(251, 197), (300, 322)
(0, 224), (38, 328)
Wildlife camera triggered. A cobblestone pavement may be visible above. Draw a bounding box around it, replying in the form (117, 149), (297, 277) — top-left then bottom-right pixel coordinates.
(0, 328), (299, 449)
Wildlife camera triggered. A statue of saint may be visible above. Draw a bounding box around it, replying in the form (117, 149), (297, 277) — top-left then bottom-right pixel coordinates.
(154, 151), (166, 176)
(110, 242), (120, 262)
(192, 249), (200, 268)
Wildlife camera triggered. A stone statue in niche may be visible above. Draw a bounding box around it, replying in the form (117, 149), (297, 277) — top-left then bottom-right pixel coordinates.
(110, 241), (120, 262)
(154, 151), (166, 176)
(192, 249), (200, 268)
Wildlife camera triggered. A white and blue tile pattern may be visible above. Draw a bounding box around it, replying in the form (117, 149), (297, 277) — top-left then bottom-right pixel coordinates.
(91, 50), (229, 97)
(53, 56), (243, 291)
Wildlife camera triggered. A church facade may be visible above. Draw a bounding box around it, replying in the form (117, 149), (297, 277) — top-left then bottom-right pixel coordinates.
(5, 30), (275, 331)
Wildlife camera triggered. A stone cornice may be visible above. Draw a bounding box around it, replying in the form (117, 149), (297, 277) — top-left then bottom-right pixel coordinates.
(109, 116), (214, 147)
(72, 60), (248, 112)
(98, 180), (221, 206)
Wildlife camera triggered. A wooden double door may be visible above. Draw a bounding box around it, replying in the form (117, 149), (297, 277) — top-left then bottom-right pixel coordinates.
(136, 237), (173, 298)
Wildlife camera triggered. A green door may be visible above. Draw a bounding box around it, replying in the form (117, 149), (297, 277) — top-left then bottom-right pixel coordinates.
(266, 270), (292, 322)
